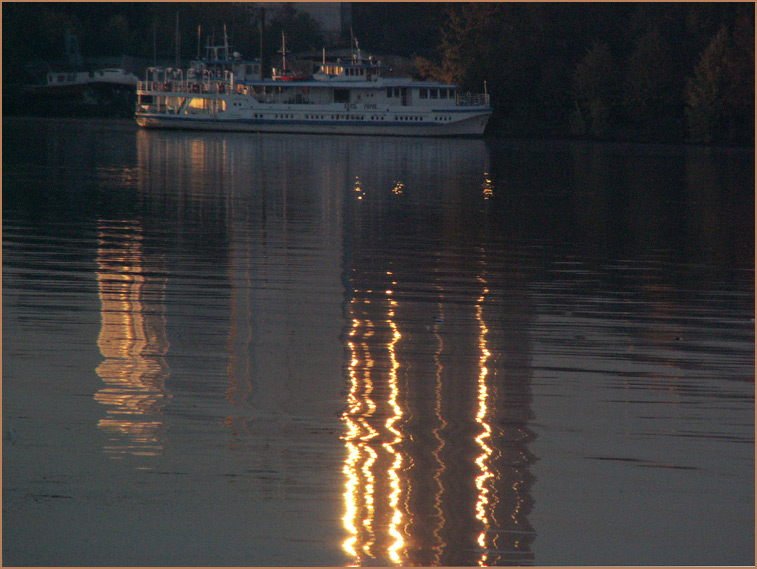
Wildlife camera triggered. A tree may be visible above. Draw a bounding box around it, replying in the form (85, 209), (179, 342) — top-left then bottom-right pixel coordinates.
(685, 20), (754, 144)
(685, 26), (729, 143)
(415, 3), (546, 128)
(103, 14), (133, 56)
(572, 42), (621, 138)
(623, 28), (680, 136)
(352, 3), (445, 58)
(35, 9), (84, 62)
(269, 4), (324, 53)
(723, 11), (755, 144)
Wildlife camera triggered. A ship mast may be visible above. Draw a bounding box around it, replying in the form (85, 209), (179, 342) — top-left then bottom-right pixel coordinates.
(349, 27), (361, 62)
(278, 31), (289, 72)
(175, 11), (180, 67)
(223, 24), (230, 61)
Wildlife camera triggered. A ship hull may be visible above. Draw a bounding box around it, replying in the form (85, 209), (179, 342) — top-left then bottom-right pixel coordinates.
(135, 111), (491, 137)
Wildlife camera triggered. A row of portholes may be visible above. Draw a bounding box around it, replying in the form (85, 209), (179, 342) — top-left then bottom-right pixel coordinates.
(246, 113), (437, 123)
(271, 113), (362, 121)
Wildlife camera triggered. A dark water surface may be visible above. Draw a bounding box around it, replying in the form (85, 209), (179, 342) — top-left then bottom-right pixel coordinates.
(3, 117), (754, 566)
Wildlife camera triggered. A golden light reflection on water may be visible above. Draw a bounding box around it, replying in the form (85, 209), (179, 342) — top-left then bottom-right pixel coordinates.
(482, 172), (494, 199)
(95, 221), (170, 459)
(342, 261), (536, 565)
(354, 176), (365, 200)
(384, 298), (405, 564)
(341, 290), (407, 565)
(342, 315), (375, 560)
(429, 299), (447, 566)
(475, 281), (495, 566)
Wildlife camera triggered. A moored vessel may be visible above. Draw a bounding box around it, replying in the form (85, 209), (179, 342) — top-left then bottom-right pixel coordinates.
(135, 32), (491, 137)
(31, 68), (139, 98)
(17, 29), (139, 117)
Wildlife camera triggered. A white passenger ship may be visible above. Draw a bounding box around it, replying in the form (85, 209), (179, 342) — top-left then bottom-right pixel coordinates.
(135, 36), (491, 137)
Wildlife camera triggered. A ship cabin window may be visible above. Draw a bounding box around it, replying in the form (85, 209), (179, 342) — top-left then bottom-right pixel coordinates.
(321, 65), (343, 76)
(334, 89), (350, 103)
(430, 89), (438, 99)
(419, 88), (428, 99)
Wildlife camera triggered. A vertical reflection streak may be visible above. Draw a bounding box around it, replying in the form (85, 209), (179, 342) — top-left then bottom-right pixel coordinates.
(342, 312), (380, 563)
(475, 278), (494, 566)
(342, 290), (407, 565)
(361, 444), (377, 557)
(384, 296), (404, 564)
(343, 439), (360, 559)
(225, 219), (254, 408)
(357, 318), (378, 558)
(430, 300), (447, 566)
(95, 220), (170, 459)
(343, 317), (364, 560)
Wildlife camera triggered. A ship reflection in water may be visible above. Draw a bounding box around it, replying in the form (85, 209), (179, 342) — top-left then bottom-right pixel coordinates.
(132, 130), (538, 564)
(95, 220), (170, 458)
(138, 129), (540, 564)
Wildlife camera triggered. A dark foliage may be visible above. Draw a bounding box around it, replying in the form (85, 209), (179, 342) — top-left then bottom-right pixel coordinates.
(350, 3), (448, 58)
(414, 2), (753, 144)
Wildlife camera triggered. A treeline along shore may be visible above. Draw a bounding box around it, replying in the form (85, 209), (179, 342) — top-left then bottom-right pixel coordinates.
(3, 2), (753, 145)
(412, 3), (753, 145)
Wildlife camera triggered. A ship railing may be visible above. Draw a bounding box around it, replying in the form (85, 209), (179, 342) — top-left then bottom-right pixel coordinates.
(138, 67), (234, 95)
(456, 92), (490, 107)
(138, 78), (234, 95)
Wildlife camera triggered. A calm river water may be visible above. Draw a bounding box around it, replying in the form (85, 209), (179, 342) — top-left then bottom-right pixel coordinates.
(3, 117), (754, 566)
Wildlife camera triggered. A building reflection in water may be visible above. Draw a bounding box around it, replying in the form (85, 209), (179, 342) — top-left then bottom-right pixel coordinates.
(95, 220), (170, 458)
(342, 252), (537, 566)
